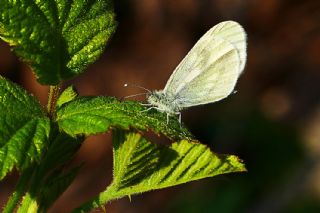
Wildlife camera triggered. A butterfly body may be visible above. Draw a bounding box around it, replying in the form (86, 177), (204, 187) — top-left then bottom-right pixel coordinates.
(147, 90), (182, 115)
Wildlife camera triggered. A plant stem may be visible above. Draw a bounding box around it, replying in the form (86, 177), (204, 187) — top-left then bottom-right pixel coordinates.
(2, 168), (34, 213)
(47, 84), (61, 119)
(72, 184), (118, 213)
(73, 183), (152, 212)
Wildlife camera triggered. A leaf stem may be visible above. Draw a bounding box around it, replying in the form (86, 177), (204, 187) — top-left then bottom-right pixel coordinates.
(72, 184), (119, 213)
(47, 84), (61, 119)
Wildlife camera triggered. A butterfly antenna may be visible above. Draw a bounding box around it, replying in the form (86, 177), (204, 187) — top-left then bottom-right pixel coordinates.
(124, 83), (151, 93)
(123, 92), (148, 99)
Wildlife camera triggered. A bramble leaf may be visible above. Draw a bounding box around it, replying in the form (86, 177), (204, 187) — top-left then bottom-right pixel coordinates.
(39, 165), (81, 212)
(0, 76), (50, 180)
(56, 96), (193, 140)
(0, 0), (116, 85)
(74, 130), (246, 212)
(56, 86), (78, 108)
(37, 132), (82, 178)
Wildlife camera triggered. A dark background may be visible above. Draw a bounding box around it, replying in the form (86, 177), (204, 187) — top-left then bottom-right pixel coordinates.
(1, 0), (320, 212)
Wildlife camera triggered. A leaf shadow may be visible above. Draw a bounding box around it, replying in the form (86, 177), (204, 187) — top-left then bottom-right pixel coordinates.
(117, 141), (179, 189)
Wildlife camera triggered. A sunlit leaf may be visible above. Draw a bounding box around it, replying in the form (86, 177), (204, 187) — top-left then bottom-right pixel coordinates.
(74, 130), (246, 212)
(0, 0), (116, 84)
(56, 86), (78, 108)
(56, 96), (193, 140)
(0, 76), (50, 180)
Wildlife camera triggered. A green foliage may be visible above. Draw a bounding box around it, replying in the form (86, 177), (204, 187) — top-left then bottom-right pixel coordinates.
(0, 0), (246, 212)
(74, 130), (245, 212)
(0, 76), (50, 180)
(29, 132), (83, 212)
(56, 86), (78, 108)
(111, 131), (245, 192)
(39, 132), (82, 174)
(0, 0), (116, 85)
(39, 166), (81, 211)
(56, 96), (193, 140)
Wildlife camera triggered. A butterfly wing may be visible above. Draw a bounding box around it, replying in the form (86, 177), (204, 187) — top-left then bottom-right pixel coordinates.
(163, 21), (246, 108)
(208, 21), (247, 73)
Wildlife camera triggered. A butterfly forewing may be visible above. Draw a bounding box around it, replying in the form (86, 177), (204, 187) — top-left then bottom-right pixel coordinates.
(163, 21), (246, 98)
(162, 21), (246, 108)
(172, 37), (240, 108)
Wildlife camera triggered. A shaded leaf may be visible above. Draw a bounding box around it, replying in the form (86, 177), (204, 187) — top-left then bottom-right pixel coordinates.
(37, 131), (83, 177)
(39, 165), (81, 211)
(15, 132), (82, 211)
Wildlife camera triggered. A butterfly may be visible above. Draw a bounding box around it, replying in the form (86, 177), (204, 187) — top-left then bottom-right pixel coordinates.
(127, 21), (247, 123)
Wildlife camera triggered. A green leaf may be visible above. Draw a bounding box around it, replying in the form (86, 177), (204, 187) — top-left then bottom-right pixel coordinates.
(2, 166), (35, 213)
(37, 131), (82, 177)
(17, 192), (38, 213)
(56, 96), (193, 140)
(74, 130), (246, 212)
(9, 132), (82, 212)
(0, 0), (116, 85)
(56, 86), (78, 108)
(0, 76), (50, 180)
(39, 165), (81, 212)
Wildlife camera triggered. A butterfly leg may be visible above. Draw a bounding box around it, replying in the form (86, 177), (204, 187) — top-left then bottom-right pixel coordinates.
(140, 107), (156, 113)
(179, 112), (182, 124)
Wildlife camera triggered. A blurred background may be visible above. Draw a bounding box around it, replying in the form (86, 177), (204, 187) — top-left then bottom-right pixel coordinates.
(1, 0), (320, 212)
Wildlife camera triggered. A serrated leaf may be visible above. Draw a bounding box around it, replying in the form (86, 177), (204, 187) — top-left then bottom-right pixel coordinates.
(56, 86), (78, 108)
(56, 96), (193, 140)
(112, 130), (162, 188)
(0, 76), (50, 180)
(0, 0), (116, 85)
(111, 131), (246, 193)
(73, 130), (246, 212)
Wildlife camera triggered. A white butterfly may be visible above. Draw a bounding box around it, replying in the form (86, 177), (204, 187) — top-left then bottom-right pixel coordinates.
(131, 21), (247, 123)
